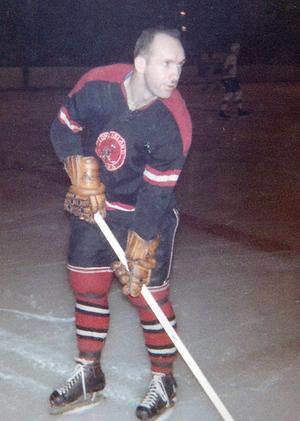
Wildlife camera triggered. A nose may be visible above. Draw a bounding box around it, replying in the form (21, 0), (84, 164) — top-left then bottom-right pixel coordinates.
(174, 64), (183, 81)
(170, 64), (182, 84)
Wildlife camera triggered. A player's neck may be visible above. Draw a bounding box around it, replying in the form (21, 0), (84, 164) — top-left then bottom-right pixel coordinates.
(124, 72), (156, 111)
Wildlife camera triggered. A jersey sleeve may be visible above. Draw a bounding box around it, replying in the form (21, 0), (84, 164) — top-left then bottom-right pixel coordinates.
(50, 84), (90, 161)
(131, 144), (184, 240)
(131, 101), (192, 241)
(50, 65), (133, 161)
(50, 68), (113, 161)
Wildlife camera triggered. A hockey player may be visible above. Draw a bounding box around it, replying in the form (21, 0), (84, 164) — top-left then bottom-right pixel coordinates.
(219, 42), (249, 118)
(49, 27), (192, 420)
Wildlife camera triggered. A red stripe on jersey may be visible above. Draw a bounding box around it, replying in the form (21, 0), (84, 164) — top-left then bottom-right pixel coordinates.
(69, 64), (133, 97)
(58, 106), (83, 133)
(105, 200), (135, 212)
(143, 165), (181, 187)
(65, 63), (191, 156)
(162, 89), (192, 156)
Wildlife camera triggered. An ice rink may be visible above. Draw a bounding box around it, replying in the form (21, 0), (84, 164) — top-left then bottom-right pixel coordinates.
(0, 81), (299, 420)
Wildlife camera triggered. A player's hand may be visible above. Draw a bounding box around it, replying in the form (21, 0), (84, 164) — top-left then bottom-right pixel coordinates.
(112, 231), (160, 297)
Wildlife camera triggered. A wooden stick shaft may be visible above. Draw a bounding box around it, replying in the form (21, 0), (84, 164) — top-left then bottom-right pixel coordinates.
(94, 212), (235, 421)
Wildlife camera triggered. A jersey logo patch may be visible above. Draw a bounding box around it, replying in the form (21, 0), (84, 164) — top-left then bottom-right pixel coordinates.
(95, 131), (126, 171)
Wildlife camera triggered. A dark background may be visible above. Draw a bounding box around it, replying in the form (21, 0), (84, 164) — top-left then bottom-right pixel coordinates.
(1, 0), (299, 66)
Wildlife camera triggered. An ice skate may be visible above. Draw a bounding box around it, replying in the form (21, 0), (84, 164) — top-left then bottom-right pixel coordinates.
(136, 373), (177, 420)
(49, 359), (105, 415)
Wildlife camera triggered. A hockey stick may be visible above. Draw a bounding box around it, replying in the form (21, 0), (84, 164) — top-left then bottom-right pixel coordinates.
(94, 212), (235, 421)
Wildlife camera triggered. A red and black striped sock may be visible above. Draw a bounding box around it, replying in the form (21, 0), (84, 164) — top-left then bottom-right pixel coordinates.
(68, 264), (113, 360)
(128, 284), (177, 374)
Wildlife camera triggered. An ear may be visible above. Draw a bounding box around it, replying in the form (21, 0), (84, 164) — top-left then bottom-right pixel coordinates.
(134, 56), (146, 73)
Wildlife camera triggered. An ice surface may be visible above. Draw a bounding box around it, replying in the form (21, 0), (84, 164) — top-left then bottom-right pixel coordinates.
(0, 85), (299, 420)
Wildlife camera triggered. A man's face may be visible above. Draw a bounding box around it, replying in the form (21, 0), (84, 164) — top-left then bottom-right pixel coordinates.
(138, 33), (185, 100)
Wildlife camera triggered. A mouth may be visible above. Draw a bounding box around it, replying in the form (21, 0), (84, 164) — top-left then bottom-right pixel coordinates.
(165, 83), (177, 90)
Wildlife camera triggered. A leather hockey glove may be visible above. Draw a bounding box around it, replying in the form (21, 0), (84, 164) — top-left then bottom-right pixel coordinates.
(64, 155), (106, 223)
(112, 230), (160, 297)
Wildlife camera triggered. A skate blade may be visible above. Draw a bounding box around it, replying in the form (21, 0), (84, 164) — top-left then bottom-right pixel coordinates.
(136, 402), (175, 421)
(49, 390), (104, 416)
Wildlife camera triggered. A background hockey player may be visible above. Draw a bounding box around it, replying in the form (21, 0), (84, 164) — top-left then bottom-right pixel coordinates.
(219, 42), (249, 118)
(49, 26), (192, 420)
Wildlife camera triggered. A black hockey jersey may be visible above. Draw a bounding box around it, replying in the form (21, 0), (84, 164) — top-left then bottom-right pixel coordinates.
(50, 64), (192, 240)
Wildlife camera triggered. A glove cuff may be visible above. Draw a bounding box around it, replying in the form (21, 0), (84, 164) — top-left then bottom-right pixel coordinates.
(126, 230), (160, 261)
(64, 155), (104, 191)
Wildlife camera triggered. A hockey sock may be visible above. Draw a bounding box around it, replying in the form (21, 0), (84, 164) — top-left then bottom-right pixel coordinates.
(128, 284), (177, 374)
(68, 265), (113, 359)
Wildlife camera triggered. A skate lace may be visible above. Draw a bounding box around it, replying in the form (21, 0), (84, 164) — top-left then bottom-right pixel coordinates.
(57, 364), (87, 400)
(140, 374), (169, 409)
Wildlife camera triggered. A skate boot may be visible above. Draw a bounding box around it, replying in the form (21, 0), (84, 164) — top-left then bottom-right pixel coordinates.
(49, 359), (105, 415)
(136, 373), (177, 420)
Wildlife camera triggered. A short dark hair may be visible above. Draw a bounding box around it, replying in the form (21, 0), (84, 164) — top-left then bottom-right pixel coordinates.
(134, 27), (182, 59)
